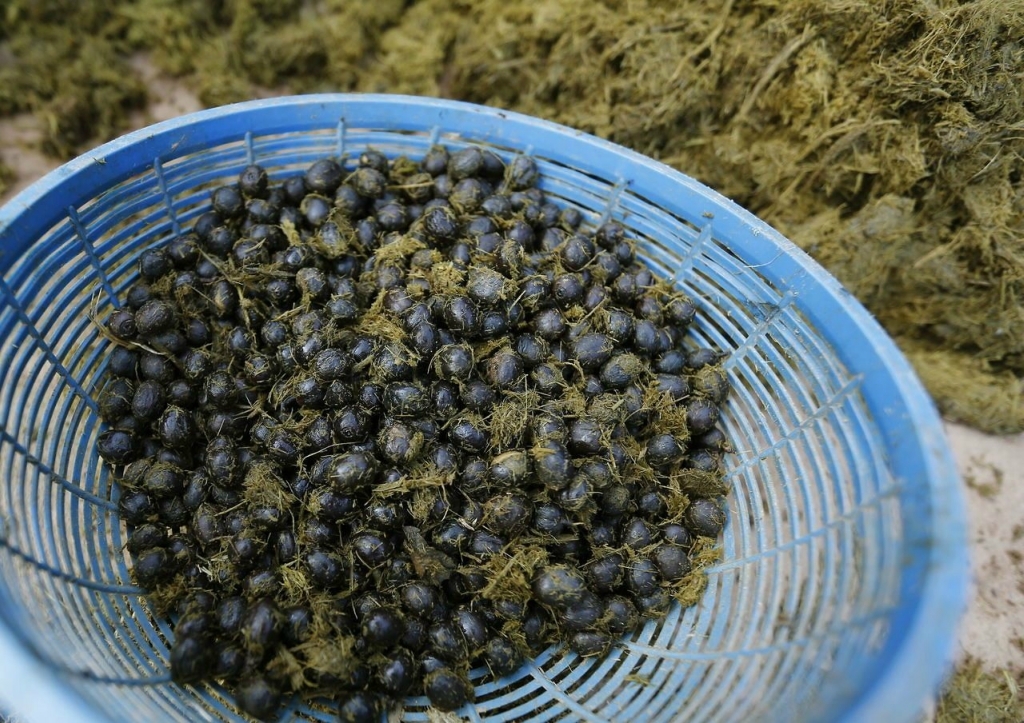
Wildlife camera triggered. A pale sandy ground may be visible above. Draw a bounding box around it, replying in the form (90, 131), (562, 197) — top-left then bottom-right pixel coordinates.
(951, 425), (1024, 672)
(1, 73), (1021, 716)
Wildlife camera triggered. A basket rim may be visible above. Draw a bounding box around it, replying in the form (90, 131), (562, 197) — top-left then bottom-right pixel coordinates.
(0, 93), (969, 723)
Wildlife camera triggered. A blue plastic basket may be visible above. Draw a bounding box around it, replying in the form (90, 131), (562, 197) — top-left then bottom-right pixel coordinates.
(0, 95), (967, 723)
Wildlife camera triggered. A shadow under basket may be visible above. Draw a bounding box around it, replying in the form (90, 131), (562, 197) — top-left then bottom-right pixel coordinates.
(0, 95), (968, 723)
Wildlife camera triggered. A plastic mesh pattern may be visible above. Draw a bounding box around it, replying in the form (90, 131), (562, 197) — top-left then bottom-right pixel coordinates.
(0, 96), (967, 723)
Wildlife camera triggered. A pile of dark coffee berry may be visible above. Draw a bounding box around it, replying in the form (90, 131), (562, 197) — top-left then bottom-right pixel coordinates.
(95, 143), (731, 721)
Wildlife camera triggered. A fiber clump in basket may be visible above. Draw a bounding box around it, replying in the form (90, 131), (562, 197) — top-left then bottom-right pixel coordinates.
(93, 142), (732, 719)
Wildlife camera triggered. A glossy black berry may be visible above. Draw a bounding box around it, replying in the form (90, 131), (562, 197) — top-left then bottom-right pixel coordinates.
(337, 692), (380, 723)
(97, 429), (135, 464)
(132, 547), (170, 587)
(626, 558), (661, 597)
(352, 531), (392, 567)
(169, 635), (212, 684)
(234, 675), (282, 721)
(686, 398), (720, 434)
(505, 155), (539, 190)
(329, 451), (379, 491)
(532, 565), (587, 609)
(652, 544), (692, 581)
(362, 607), (404, 649)
(424, 667), (473, 712)
(685, 498), (727, 538)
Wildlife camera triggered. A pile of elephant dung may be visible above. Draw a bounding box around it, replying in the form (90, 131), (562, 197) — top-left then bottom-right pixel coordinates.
(2, 0), (1023, 432)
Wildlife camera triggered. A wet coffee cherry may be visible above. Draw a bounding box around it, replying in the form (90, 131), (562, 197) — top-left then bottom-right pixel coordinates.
(562, 590), (603, 631)
(532, 440), (573, 489)
(532, 503), (569, 536)
(571, 631), (612, 657)
(559, 234), (595, 271)
(134, 299), (175, 338)
(351, 167), (387, 198)
(469, 530), (505, 557)
(352, 531), (392, 567)
(449, 417), (489, 453)
(97, 429), (136, 464)
(108, 346), (139, 378)
(522, 606), (550, 651)
(140, 353), (176, 383)
(303, 158), (343, 195)
(329, 451), (379, 491)
(338, 692), (380, 723)
(432, 343), (474, 381)
(448, 147), (484, 181)
(459, 380), (494, 412)
(401, 582), (440, 618)
(601, 351), (645, 390)
(571, 333), (614, 370)
(655, 349), (687, 374)
(505, 155), (539, 190)
(652, 544), (692, 581)
(238, 164), (268, 198)
(132, 548), (170, 587)
(665, 296), (697, 326)
(428, 620), (468, 662)
(684, 498), (727, 538)
(484, 492), (531, 534)
(552, 270), (585, 307)
(603, 595), (640, 634)
(409, 320), (439, 356)
(559, 476), (593, 512)
(138, 248), (173, 280)
(646, 433), (685, 466)
(532, 565), (587, 609)
(586, 553), (625, 594)
(622, 517), (655, 550)
(170, 635), (213, 684)
(568, 418), (603, 455)
(126, 523), (167, 555)
(421, 146), (450, 176)
(485, 349), (523, 389)
(514, 334), (548, 368)
(434, 520), (472, 556)
(371, 343), (415, 382)
(242, 598), (280, 650)
(636, 589), (672, 617)
(453, 608), (488, 651)
(118, 489), (154, 524)
(686, 398), (721, 434)
(696, 427), (728, 451)
(143, 463), (182, 498)
(362, 607), (405, 649)
(235, 675), (282, 721)
(130, 379), (165, 421)
(378, 419), (424, 464)
(422, 204), (459, 241)
(305, 549), (345, 588)
(483, 636), (523, 677)
(424, 667), (473, 712)
(626, 558), (661, 597)
(443, 296), (479, 336)
(383, 382), (430, 417)
(532, 308), (566, 341)
(688, 448), (721, 473)
(157, 406), (194, 449)
(686, 348), (721, 369)
(638, 490), (667, 518)
(106, 309), (137, 340)
(662, 523), (693, 548)
(211, 185), (244, 219)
